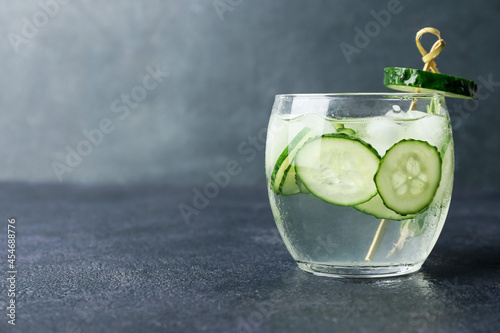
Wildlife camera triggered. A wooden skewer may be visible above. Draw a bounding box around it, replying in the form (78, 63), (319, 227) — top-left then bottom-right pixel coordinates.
(365, 219), (389, 261)
(365, 27), (446, 261)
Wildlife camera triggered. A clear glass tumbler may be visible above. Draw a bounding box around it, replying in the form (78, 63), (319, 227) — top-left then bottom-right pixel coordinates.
(266, 93), (454, 278)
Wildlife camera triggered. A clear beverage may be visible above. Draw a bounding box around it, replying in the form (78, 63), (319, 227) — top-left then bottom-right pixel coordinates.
(265, 94), (454, 277)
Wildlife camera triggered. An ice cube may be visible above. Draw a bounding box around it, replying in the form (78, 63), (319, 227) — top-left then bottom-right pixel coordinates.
(406, 114), (447, 148)
(362, 116), (406, 155)
(405, 110), (428, 119)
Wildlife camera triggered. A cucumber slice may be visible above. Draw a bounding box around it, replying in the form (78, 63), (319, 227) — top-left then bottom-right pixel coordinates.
(434, 136), (454, 203)
(279, 165), (300, 196)
(295, 134), (380, 206)
(375, 139), (442, 215)
(270, 128), (317, 195)
(280, 163), (313, 196)
(354, 194), (415, 220)
(337, 128), (356, 136)
(440, 134), (453, 158)
(384, 67), (477, 99)
(296, 173), (310, 194)
(328, 120), (357, 136)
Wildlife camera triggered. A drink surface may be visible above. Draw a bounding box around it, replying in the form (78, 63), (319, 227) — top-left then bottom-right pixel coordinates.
(266, 110), (454, 268)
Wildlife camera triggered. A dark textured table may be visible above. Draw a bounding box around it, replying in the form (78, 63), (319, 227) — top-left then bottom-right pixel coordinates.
(0, 183), (499, 333)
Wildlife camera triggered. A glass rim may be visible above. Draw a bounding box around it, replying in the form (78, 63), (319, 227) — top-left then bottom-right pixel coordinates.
(275, 92), (442, 98)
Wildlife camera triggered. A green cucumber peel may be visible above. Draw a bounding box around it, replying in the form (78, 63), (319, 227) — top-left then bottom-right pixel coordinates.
(384, 67), (478, 99)
(270, 128), (317, 195)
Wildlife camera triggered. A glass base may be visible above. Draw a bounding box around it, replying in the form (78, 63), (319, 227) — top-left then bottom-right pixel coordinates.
(296, 261), (423, 278)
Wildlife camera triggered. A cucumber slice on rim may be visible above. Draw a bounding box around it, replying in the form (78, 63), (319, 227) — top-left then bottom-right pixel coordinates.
(354, 194), (415, 220)
(375, 139), (442, 215)
(295, 134), (380, 206)
(270, 128), (317, 195)
(384, 67), (477, 99)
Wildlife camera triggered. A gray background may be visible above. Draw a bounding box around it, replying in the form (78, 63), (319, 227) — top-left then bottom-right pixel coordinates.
(0, 0), (499, 191)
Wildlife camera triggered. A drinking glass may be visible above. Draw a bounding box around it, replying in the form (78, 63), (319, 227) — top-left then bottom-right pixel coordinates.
(265, 93), (454, 278)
